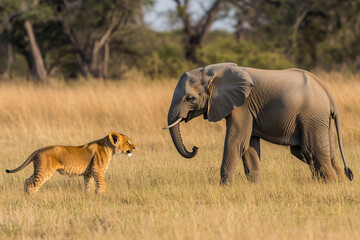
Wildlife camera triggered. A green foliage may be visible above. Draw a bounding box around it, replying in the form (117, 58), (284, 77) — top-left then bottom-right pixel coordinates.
(315, 13), (360, 70)
(129, 30), (292, 80)
(197, 32), (293, 69)
(0, 0), (360, 80)
(141, 43), (195, 78)
(238, 0), (360, 71)
(118, 30), (196, 79)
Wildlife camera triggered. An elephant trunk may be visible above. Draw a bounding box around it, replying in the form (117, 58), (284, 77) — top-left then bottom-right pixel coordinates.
(167, 108), (198, 159)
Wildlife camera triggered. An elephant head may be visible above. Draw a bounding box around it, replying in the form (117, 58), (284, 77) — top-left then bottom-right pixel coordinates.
(164, 63), (254, 158)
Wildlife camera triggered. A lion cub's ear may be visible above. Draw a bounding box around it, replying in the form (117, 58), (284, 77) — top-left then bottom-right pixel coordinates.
(109, 132), (120, 145)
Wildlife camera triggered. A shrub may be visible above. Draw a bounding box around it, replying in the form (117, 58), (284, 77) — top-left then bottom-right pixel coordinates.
(197, 33), (293, 69)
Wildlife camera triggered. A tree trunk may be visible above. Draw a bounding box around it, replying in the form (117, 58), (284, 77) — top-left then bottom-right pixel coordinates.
(290, 8), (308, 59)
(75, 52), (90, 78)
(234, 18), (244, 42)
(185, 36), (199, 63)
(90, 41), (102, 78)
(89, 10), (124, 79)
(23, 20), (48, 83)
(103, 41), (110, 78)
(174, 0), (226, 63)
(56, 14), (89, 78)
(5, 42), (13, 79)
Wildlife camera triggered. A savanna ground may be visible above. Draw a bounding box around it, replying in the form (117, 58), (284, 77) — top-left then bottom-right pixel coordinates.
(1, 71), (360, 240)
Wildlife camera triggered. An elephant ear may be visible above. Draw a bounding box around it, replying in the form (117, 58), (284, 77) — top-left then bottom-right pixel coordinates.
(207, 66), (253, 122)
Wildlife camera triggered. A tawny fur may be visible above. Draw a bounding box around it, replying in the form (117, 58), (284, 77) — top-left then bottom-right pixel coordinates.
(6, 132), (135, 194)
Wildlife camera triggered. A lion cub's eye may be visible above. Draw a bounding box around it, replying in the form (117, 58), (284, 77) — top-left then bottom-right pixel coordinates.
(186, 96), (195, 102)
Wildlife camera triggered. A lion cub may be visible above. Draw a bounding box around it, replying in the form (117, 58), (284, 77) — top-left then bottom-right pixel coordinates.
(6, 132), (135, 194)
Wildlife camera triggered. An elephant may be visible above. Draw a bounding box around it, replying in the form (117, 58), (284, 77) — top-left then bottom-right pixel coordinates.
(163, 62), (353, 184)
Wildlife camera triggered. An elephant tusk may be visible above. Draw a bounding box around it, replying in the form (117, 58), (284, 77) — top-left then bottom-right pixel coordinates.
(162, 118), (182, 129)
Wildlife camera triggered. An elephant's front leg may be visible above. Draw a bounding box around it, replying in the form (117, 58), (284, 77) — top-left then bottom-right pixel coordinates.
(242, 136), (261, 182)
(220, 111), (253, 185)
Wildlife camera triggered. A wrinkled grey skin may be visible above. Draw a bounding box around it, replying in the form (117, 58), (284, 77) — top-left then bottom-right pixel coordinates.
(165, 62), (353, 184)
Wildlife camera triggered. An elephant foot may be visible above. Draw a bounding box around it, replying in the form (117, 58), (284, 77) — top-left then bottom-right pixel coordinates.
(220, 175), (233, 186)
(246, 172), (262, 183)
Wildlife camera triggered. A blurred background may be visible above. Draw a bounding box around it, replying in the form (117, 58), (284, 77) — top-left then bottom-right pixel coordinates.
(0, 0), (359, 82)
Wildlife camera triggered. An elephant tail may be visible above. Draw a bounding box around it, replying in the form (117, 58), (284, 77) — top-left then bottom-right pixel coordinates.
(331, 105), (353, 181)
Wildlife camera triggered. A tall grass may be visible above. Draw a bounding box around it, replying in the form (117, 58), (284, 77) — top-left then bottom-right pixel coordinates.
(0, 72), (360, 239)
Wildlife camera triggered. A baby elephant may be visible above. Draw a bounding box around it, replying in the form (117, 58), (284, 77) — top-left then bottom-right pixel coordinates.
(6, 132), (135, 194)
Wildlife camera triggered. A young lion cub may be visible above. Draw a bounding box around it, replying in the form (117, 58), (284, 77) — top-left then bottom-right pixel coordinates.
(6, 132), (135, 194)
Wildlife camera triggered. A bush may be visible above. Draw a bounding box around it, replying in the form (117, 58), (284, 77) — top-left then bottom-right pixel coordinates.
(140, 43), (197, 79)
(197, 33), (293, 69)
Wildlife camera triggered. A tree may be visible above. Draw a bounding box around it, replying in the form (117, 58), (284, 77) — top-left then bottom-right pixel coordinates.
(49, 0), (146, 79)
(230, 0), (360, 69)
(172, 0), (229, 62)
(231, 0), (264, 42)
(0, 0), (49, 83)
(23, 19), (48, 82)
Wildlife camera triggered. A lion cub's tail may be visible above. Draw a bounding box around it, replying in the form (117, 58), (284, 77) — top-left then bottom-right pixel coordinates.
(6, 147), (49, 173)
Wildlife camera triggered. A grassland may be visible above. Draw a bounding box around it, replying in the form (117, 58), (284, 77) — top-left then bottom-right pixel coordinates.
(1, 72), (360, 240)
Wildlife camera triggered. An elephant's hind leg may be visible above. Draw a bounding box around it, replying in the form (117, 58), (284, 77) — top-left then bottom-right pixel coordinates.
(242, 137), (261, 182)
(303, 135), (338, 182)
(290, 146), (308, 164)
(311, 156), (337, 182)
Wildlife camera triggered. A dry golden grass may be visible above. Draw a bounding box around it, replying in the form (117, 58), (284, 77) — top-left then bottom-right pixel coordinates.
(1, 72), (360, 240)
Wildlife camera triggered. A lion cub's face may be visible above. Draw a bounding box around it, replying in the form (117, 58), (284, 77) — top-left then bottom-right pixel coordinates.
(109, 132), (135, 157)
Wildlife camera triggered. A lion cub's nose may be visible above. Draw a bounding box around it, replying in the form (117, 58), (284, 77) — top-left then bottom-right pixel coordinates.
(126, 150), (133, 157)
